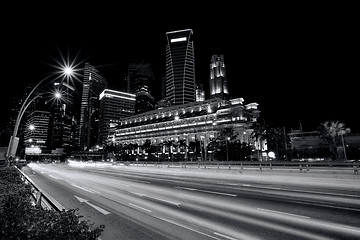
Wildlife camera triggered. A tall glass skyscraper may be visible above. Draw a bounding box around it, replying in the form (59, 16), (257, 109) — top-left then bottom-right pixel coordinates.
(209, 54), (229, 100)
(165, 29), (195, 105)
(79, 63), (107, 150)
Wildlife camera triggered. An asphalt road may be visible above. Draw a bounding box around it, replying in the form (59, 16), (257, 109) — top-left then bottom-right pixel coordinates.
(22, 162), (360, 240)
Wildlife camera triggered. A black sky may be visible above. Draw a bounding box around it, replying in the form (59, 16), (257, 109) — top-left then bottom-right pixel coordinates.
(2, 4), (358, 132)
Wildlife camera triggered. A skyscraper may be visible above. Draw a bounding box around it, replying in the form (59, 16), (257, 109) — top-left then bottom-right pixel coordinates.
(209, 54), (229, 100)
(79, 62), (108, 150)
(165, 29), (196, 105)
(127, 61), (155, 114)
(98, 89), (136, 146)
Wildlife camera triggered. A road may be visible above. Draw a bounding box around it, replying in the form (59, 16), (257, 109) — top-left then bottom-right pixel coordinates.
(22, 162), (360, 240)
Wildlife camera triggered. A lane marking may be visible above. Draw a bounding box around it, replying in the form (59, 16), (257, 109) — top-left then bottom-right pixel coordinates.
(128, 203), (152, 212)
(257, 208), (310, 219)
(147, 196), (181, 207)
(214, 232), (239, 240)
(197, 189), (237, 197)
(177, 186), (237, 197)
(74, 195), (110, 215)
(156, 216), (221, 240)
(49, 175), (59, 180)
(177, 186), (197, 191)
(71, 184), (98, 194)
(317, 222), (360, 233)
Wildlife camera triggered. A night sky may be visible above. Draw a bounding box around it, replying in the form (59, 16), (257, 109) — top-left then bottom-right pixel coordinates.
(2, 4), (358, 133)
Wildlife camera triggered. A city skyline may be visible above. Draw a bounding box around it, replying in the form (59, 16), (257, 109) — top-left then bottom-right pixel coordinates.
(2, 5), (358, 133)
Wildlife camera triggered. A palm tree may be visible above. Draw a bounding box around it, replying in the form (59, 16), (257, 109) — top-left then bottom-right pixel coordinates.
(318, 120), (351, 161)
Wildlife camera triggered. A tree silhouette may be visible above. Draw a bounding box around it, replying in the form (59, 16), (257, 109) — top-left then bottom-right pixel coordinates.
(318, 120), (351, 161)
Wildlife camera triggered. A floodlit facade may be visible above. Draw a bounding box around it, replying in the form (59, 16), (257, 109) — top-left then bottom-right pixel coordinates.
(165, 29), (196, 105)
(109, 97), (260, 160)
(210, 54), (229, 100)
(98, 89), (136, 146)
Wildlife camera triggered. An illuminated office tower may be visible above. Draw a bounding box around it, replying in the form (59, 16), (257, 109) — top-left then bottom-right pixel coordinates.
(98, 89), (136, 146)
(165, 29), (195, 105)
(209, 54), (229, 100)
(79, 62), (108, 150)
(24, 110), (50, 154)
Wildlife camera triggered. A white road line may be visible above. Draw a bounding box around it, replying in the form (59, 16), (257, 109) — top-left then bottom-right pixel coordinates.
(86, 201), (111, 215)
(254, 186), (282, 190)
(214, 232), (239, 240)
(257, 208), (310, 219)
(242, 184), (251, 187)
(177, 186), (237, 197)
(49, 175), (59, 180)
(74, 195), (110, 215)
(71, 184), (97, 194)
(156, 216), (221, 240)
(317, 222), (360, 233)
(198, 189), (237, 197)
(177, 186), (197, 191)
(147, 196), (181, 207)
(128, 203), (152, 212)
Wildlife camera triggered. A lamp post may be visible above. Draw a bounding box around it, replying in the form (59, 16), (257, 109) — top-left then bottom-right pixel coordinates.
(341, 133), (347, 161)
(6, 74), (67, 166)
(226, 137), (230, 161)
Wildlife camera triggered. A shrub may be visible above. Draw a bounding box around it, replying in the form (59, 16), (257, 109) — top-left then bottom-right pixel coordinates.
(0, 166), (104, 239)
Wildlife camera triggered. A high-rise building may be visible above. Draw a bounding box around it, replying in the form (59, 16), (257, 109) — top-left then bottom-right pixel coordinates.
(196, 84), (205, 102)
(165, 29), (196, 105)
(50, 80), (79, 152)
(79, 62), (108, 150)
(24, 110), (50, 153)
(209, 54), (229, 100)
(127, 61), (155, 114)
(98, 89), (136, 147)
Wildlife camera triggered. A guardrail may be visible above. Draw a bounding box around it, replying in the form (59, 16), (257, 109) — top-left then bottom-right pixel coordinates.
(15, 166), (65, 211)
(104, 160), (360, 175)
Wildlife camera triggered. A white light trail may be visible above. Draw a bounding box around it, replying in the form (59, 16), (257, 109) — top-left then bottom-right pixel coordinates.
(257, 208), (310, 219)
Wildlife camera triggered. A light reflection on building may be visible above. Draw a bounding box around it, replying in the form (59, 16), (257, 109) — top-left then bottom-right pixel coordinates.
(108, 98), (260, 158)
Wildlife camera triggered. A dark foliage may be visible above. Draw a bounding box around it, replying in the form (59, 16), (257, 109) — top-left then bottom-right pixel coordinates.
(0, 166), (104, 240)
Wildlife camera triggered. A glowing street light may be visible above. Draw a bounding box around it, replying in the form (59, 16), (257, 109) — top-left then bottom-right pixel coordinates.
(29, 124), (35, 131)
(6, 49), (84, 166)
(6, 80), (67, 165)
(226, 137), (230, 161)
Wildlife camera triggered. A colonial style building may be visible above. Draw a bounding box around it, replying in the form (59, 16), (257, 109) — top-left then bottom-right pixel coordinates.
(108, 97), (260, 160)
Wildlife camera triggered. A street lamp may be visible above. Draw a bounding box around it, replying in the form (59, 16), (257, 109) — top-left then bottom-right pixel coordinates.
(226, 137), (230, 161)
(6, 78), (65, 166)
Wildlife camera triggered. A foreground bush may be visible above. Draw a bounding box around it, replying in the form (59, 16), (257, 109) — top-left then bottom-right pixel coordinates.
(0, 166), (104, 239)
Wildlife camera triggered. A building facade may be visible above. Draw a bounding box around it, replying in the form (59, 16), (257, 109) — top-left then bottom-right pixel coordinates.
(24, 110), (50, 155)
(79, 62), (108, 150)
(109, 97), (260, 161)
(127, 62), (155, 114)
(165, 29), (196, 105)
(210, 54), (229, 100)
(98, 89), (136, 147)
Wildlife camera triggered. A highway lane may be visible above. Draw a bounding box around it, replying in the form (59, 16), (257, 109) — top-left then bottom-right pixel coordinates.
(23, 163), (360, 240)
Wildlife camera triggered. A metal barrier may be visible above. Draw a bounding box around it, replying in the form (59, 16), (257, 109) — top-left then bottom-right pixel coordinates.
(15, 166), (65, 212)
